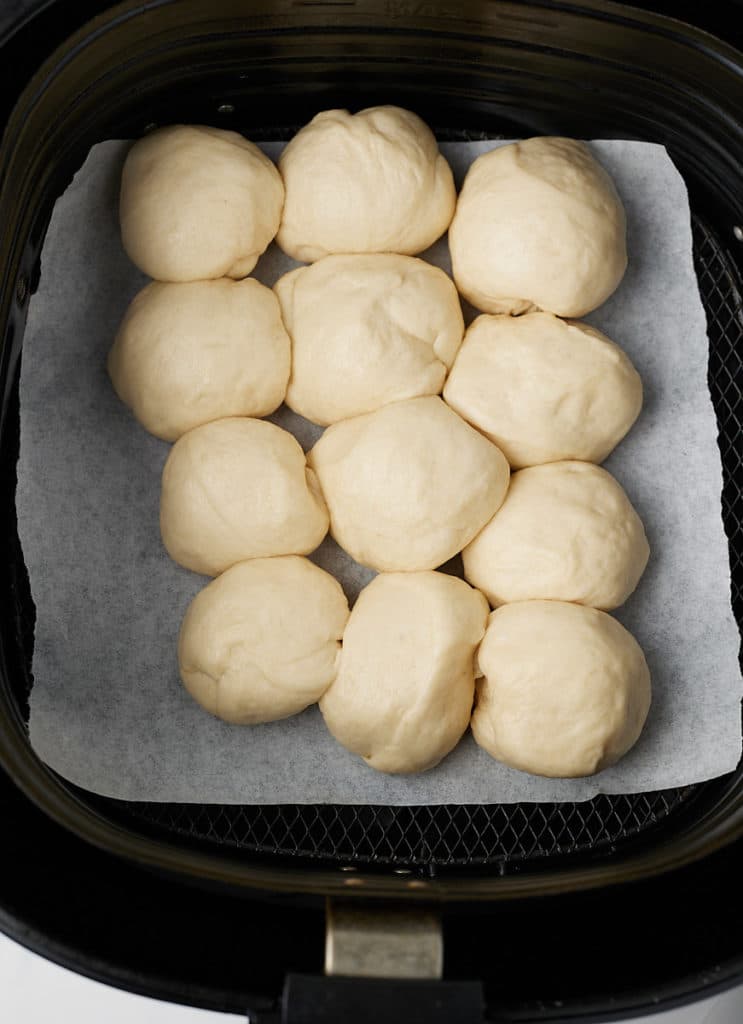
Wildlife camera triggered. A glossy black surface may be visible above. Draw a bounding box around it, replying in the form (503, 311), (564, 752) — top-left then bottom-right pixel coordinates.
(3, 758), (743, 1021)
(5, 0), (743, 895)
(1, 1), (743, 1019)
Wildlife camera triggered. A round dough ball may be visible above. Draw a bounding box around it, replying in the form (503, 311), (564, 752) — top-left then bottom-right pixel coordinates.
(443, 312), (642, 469)
(108, 279), (290, 441)
(276, 106), (456, 261)
(179, 556), (349, 724)
(120, 125), (284, 281)
(308, 396), (510, 572)
(472, 601), (651, 777)
(449, 137), (627, 317)
(276, 254), (464, 426)
(161, 417), (328, 576)
(462, 461), (649, 610)
(321, 572), (488, 773)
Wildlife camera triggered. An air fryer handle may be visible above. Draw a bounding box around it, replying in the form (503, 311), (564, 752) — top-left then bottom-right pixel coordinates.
(281, 973), (484, 1024)
(281, 901), (483, 1023)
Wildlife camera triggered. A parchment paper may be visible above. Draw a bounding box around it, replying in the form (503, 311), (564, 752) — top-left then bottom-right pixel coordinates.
(17, 139), (743, 803)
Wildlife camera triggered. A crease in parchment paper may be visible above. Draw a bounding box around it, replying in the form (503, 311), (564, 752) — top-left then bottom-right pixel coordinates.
(16, 138), (743, 804)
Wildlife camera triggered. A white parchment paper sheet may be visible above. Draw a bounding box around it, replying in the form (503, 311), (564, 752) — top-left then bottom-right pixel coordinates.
(17, 139), (743, 803)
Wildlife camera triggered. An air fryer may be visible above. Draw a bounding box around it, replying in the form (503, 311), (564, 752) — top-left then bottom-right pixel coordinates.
(0, 1), (742, 1021)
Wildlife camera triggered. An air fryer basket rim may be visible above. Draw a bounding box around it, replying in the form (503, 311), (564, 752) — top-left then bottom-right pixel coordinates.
(1, 0), (742, 901)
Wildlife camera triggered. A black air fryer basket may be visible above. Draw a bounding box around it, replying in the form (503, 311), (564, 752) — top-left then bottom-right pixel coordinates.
(1, 2), (743, 1021)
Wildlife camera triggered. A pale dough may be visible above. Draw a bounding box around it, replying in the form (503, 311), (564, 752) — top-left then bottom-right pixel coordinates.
(160, 417), (328, 576)
(308, 396), (510, 572)
(120, 125), (284, 281)
(275, 254), (464, 425)
(320, 572), (489, 773)
(108, 278), (290, 441)
(443, 312), (642, 468)
(449, 137), (627, 317)
(472, 601), (651, 778)
(462, 461), (649, 610)
(276, 106), (456, 261)
(178, 556), (349, 724)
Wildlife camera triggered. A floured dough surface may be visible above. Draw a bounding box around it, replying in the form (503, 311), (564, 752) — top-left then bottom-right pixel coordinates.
(308, 396), (510, 572)
(443, 312), (642, 468)
(108, 278), (290, 441)
(120, 124), (284, 281)
(179, 556), (349, 724)
(449, 137), (627, 317)
(276, 254), (464, 425)
(276, 106), (456, 261)
(462, 461), (649, 610)
(160, 417), (328, 576)
(320, 572), (488, 773)
(472, 601), (651, 778)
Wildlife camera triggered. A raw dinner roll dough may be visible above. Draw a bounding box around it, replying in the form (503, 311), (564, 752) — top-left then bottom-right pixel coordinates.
(320, 572), (489, 773)
(276, 254), (464, 425)
(472, 601), (651, 778)
(308, 396), (510, 572)
(276, 106), (456, 261)
(108, 278), (290, 441)
(120, 125), (284, 281)
(462, 461), (649, 610)
(449, 137), (627, 317)
(443, 312), (642, 468)
(178, 557), (349, 724)
(160, 417), (328, 576)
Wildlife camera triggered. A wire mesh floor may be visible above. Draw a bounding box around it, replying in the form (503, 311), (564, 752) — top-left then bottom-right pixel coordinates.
(120, 214), (742, 870)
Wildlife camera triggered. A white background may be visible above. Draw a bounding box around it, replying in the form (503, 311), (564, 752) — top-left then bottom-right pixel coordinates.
(2, 931), (743, 1023)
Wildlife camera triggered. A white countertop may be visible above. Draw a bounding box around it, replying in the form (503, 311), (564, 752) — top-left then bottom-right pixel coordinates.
(2, 930), (742, 1023)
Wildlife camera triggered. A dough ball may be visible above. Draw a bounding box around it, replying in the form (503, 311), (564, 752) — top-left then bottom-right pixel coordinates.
(161, 417), (328, 576)
(120, 125), (284, 281)
(462, 461), (649, 610)
(276, 254), (464, 425)
(276, 106), (456, 261)
(472, 601), (651, 777)
(443, 312), (642, 469)
(308, 396), (510, 572)
(179, 556), (349, 724)
(321, 572), (488, 773)
(108, 279), (290, 441)
(449, 137), (627, 317)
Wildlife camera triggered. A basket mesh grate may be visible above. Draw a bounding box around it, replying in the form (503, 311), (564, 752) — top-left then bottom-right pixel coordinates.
(120, 215), (742, 869)
(125, 790), (696, 867)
